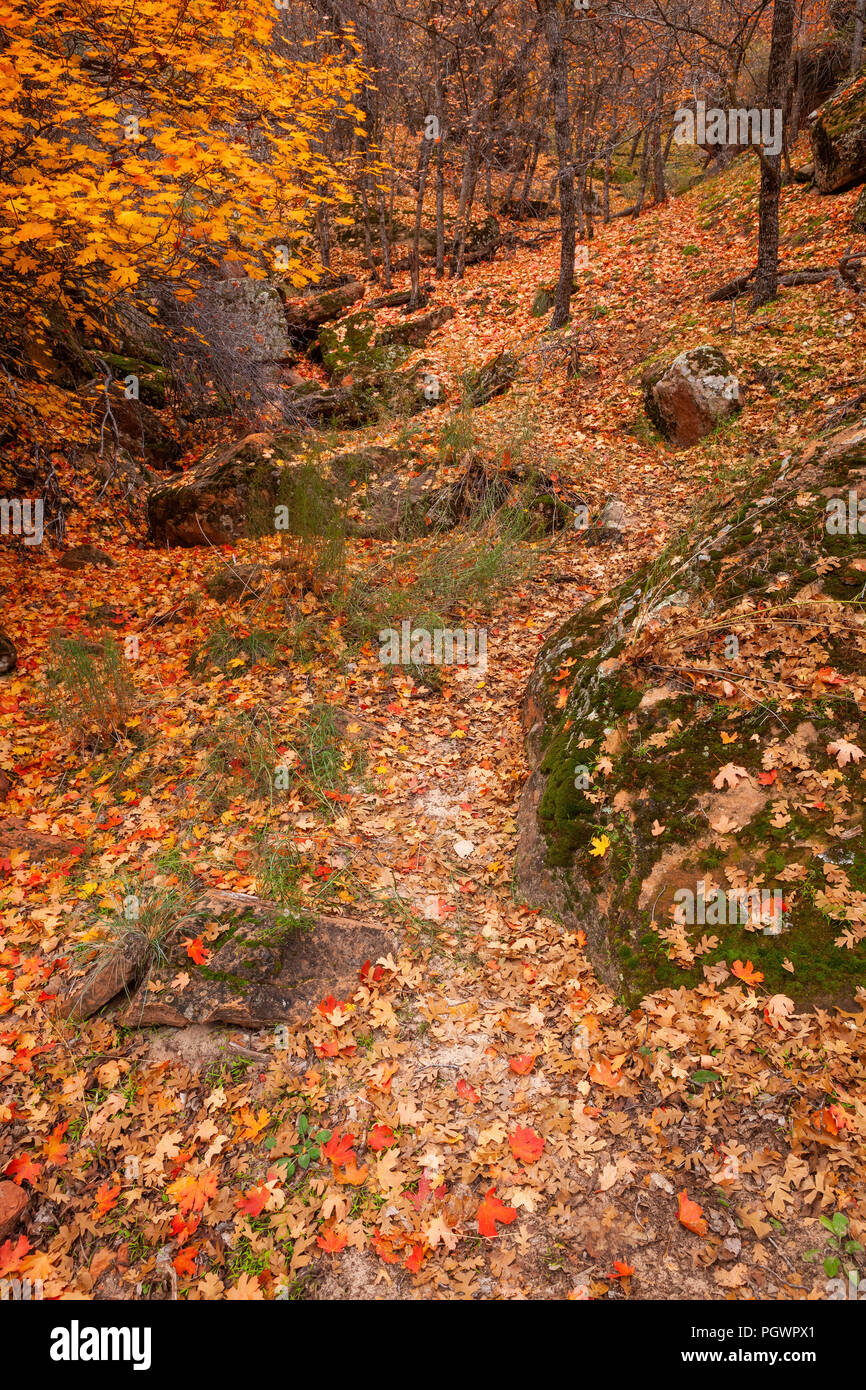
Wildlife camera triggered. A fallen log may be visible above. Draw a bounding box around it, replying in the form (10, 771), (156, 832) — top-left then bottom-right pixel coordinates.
(708, 253), (863, 302)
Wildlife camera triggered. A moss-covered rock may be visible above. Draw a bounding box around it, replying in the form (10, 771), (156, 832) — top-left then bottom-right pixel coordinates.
(517, 417), (866, 1009)
(642, 345), (743, 448)
(810, 64), (866, 193)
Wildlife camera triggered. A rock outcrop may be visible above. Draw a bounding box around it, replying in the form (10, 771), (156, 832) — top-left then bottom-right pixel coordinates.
(517, 417), (866, 1008)
(810, 65), (866, 193)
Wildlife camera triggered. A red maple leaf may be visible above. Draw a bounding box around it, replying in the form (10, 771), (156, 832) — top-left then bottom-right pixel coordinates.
(317, 1227), (347, 1253)
(368, 1124), (396, 1151)
(509, 1054), (537, 1075)
(4, 1153), (41, 1185)
(477, 1186), (517, 1238)
(509, 1127), (544, 1164)
(236, 1184), (269, 1217)
(456, 1078), (479, 1103)
(0, 1234), (30, 1275)
(183, 935), (210, 965)
(322, 1130), (356, 1168)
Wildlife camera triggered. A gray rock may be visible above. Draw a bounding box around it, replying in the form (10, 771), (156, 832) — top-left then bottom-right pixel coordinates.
(643, 345), (743, 448)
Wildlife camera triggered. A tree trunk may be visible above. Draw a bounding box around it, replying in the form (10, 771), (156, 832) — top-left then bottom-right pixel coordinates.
(410, 137), (433, 309)
(751, 0), (797, 309)
(435, 138), (445, 277)
(537, 0), (575, 329)
(377, 188), (392, 291)
(853, 0), (865, 72)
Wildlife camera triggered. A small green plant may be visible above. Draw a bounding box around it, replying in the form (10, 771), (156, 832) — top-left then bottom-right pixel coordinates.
(439, 399), (477, 463)
(46, 632), (135, 744)
(275, 463), (347, 597)
(255, 834), (305, 906)
(268, 1112), (332, 1179)
(818, 1210), (863, 1280)
(286, 703), (362, 809)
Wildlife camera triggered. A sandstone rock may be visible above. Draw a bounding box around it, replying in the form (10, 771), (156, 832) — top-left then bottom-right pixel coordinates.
(58, 544), (116, 571)
(0, 1181), (28, 1241)
(516, 416), (866, 1008)
(78, 378), (180, 467)
(643, 346), (743, 447)
(56, 938), (150, 1021)
(0, 816), (84, 863)
(147, 433), (289, 546)
(810, 66), (866, 193)
(118, 890), (395, 1028)
(0, 630), (16, 675)
(854, 184), (866, 234)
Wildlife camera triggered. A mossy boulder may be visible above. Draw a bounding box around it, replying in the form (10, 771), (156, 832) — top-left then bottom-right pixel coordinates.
(147, 433), (299, 546)
(517, 417), (866, 1009)
(810, 65), (866, 193)
(147, 434), (435, 546)
(642, 345), (743, 448)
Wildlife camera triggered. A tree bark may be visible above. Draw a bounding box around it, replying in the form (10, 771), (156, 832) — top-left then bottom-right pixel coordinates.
(537, 0), (575, 328)
(751, 0), (797, 309)
(853, 0), (865, 72)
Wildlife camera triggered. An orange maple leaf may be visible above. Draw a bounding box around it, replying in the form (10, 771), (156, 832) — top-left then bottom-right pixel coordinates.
(509, 1054), (537, 1075)
(94, 1182), (121, 1218)
(183, 935), (210, 965)
(477, 1186), (518, 1238)
(43, 1122), (69, 1166)
(334, 1160), (368, 1187)
(509, 1126), (544, 1163)
(235, 1106), (271, 1141)
(732, 959), (764, 986)
(172, 1245), (198, 1278)
(589, 1058), (623, 1089)
(611, 1259), (635, 1278)
(317, 1227), (348, 1254)
(167, 1169), (219, 1214)
(676, 1190), (708, 1236)
(456, 1078), (479, 1103)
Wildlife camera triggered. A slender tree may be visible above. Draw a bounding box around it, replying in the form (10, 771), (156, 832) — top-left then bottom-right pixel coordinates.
(751, 0), (797, 309)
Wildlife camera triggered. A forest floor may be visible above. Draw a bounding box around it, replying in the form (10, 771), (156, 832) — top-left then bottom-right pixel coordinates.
(2, 141), (865, 1301)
